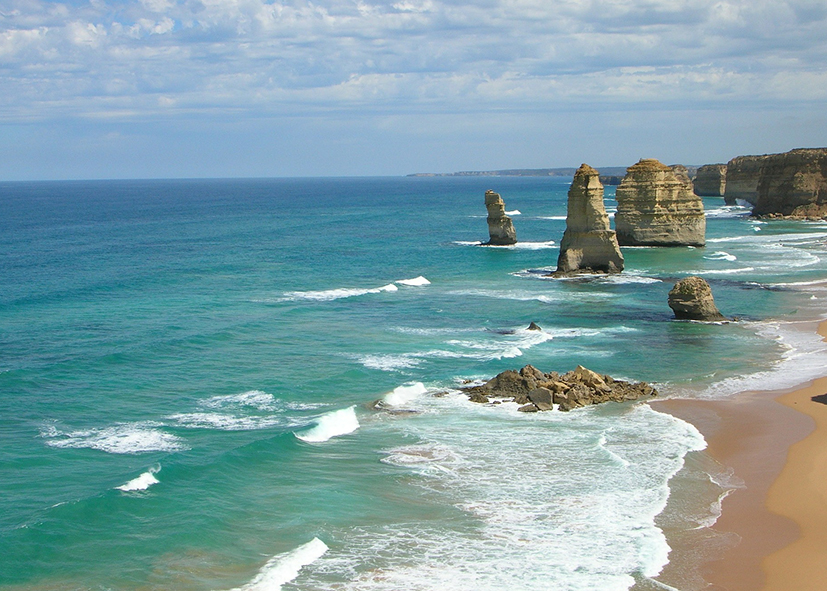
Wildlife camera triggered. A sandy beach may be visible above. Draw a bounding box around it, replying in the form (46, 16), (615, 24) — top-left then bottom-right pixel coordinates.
(654, 320), (827, 591)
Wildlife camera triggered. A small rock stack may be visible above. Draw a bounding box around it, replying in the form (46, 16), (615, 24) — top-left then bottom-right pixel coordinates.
(462, 364), (657, 412)
(484, 190), (518, 245)
(668, 276), (726, 321)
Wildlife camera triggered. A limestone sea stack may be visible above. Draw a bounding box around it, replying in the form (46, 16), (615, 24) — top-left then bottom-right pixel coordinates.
(555, 164), (623, 275)
(484, 190), (517, 245)
(614, 159), (706, 247)
(694, 164), (727, 196)
(752, 148), (827, 219)
(723, 155), (765, 205)
(668, 276), (726, 321)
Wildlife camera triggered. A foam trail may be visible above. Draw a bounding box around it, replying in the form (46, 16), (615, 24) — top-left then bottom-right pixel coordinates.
(295, 407), (359, 442)
(230, 538), (328, 591)
(505, 209), (521, 215)
(397, 276), (431, 286)
(116, 465), (160, 491)
(283, 283), (397, 302)
(383, 383), (428, 406)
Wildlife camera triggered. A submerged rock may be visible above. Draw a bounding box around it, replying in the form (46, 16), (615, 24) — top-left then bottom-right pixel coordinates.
(668, 276), (726, 321)
(614, 159), (706, 247)
(694, 164), (727, 197)
(484, 190), (518, 245)
(462, 364), (656, 412)
(555, 164), (624, 275)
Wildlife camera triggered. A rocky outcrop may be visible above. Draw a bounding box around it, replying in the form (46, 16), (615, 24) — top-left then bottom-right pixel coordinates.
(555, 164), (624, 275)
(668, 277), (726, 321)
(484, 190), (517, 245)
(694, 164), (727, 196)
(670, 165), (694, 190)
(462, 364), (657, 412)
(614, 159), (706, 247)
(724, 155), (766, 205)
(752, 148), (827, 219)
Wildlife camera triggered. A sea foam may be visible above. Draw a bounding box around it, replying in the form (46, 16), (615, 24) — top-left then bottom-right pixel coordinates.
(116, 465), (160, 492)
(397, 276), (431, 286)
(282, 283), (398, 302)
(382, 383), (428, 406)
(230, 538), (328, 591)
(295, 407), (360, 442)
(42, 422), (188, 454)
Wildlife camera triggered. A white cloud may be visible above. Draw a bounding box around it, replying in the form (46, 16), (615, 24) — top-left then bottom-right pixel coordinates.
(0, 0), (825, 122)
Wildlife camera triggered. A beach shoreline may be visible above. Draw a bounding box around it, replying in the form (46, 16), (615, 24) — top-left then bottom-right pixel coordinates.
(652, 319), (827, 591)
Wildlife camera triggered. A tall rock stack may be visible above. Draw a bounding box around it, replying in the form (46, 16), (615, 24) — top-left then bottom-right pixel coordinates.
(752, 148), (827, 218)
(614, 159), (706, 247)
(484, 190), (518, 245)
(723, 155), (765, 205)
(694, 164), (727, 196)
(555, 164), (624, 275)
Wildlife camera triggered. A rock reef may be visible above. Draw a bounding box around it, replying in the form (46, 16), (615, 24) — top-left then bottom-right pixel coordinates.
(614, 159), (706, 247)
(668, 276), (726, 321)
(752, 148), (827, 219)
(463, 364), (657, 412)
(484, 190), (518, 245)
(694, 164), (727, 197)
(555, 164), (624, 275)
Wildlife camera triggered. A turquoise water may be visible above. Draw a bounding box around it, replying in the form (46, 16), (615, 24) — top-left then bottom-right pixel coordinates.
(3, 177), (827, 590)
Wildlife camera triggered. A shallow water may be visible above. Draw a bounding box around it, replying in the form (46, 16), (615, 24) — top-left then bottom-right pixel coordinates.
(2, 177), (827, 590)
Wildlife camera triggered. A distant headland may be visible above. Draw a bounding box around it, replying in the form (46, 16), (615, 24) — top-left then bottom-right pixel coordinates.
(407, 166), (699, 186)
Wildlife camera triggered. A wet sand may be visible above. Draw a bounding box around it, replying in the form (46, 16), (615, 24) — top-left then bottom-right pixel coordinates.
(653, 320), (827, 590)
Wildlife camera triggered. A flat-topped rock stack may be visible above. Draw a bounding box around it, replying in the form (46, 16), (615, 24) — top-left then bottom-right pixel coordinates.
(463, 364), (657, 412)
(694, 164), (727, 196)
(555, 164), (624, 275)
(614, 159), (706, 247)
(484, 190), (518, 245)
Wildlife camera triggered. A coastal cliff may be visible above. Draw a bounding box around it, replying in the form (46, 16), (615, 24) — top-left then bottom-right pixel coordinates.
(694, 164), (727, 196)
(752, 148), (827, 218)
(614, 159), (706, 247)
(724, 155), (765, 205)
(555, 164), (623, 275)
(484, 190), (518, 245)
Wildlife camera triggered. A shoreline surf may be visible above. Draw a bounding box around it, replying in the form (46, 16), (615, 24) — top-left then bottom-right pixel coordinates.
(652, 317), (827, 590)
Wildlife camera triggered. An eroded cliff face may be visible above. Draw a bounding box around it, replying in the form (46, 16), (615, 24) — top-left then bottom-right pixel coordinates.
(614, 159), (706, 247)
(555, 164), (624, 274)
(724, 155), (765, 205)
(694, 164), (727, 197)
(752, 148), (827, 218)
(484, 190), (517, 245)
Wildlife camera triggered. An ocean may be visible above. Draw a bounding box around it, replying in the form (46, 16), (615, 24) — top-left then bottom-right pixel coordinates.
(3, 176), (827, 591)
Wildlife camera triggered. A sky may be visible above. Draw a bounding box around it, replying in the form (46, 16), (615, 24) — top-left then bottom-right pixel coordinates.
(0, 0), (825, 179)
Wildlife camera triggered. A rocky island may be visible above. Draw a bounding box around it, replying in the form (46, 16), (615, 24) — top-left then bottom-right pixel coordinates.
(614, 158), (706, 247)
(555, 164), (624, 275)
(463, 364), (657, 412)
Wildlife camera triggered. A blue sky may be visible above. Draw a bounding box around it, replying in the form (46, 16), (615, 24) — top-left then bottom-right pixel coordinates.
(1, 0), (825, 179)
